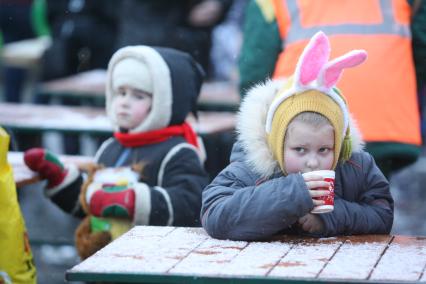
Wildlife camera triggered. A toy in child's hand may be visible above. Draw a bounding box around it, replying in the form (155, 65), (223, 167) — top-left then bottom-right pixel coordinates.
(24, 148), (67, 189)
(75, 166), (138, 259)
(74, 215), (111, 259)
(75, 215), (131, 259)
(24, 149), (140, 259)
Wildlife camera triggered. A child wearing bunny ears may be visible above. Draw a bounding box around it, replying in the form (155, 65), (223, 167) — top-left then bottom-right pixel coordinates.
(201, 31), (393, 240)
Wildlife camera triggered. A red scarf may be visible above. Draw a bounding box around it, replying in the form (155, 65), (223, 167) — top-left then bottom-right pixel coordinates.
(114, 122), (199, 148)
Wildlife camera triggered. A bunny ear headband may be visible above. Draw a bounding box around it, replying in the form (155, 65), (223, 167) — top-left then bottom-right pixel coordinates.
(265, 31), (367, 137)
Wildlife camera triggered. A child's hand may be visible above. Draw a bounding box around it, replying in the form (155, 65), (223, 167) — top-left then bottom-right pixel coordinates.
(24, 148), (67, 189)
(298, 213), (325, 234)
(303, 174), (331, 206)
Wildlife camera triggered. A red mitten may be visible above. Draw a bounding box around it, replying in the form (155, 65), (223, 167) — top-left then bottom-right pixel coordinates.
(24, 148), (67, 189)
(86, 183), (136, 219)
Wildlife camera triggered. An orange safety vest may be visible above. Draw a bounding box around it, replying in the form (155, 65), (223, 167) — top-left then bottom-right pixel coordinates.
(272, 0), (421, 145)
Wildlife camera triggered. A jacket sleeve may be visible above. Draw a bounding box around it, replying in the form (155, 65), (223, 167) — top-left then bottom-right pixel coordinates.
(47, 169), (86, 218)
(238, 0), (281, 97)
(46, 138), (115, 218)
(201, 161), (314, 241)
(320, 152), (394, 236)
(136, 146), (209, 227)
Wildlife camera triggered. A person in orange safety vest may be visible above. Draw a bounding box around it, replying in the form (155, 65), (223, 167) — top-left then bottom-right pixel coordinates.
(238, 0), (426, 177)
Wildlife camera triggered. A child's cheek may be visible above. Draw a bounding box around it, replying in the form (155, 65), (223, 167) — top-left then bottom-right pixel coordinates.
(284, 154), (303, 174)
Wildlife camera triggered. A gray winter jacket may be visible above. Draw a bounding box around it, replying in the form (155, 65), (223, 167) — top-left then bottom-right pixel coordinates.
(201, 81), (393, 240)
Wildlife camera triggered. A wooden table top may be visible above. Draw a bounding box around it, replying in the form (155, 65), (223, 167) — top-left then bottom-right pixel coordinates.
(0, 102), (236, 136)
(38, 69), (240, 111)
(66, 226), (426, 284)
(8, 151), (93, 187)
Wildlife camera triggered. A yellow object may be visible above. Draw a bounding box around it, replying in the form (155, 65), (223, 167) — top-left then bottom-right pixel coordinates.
(108, 218), (132, 239)
(90, 216), (132, 240)
(0, 128), (37, 284)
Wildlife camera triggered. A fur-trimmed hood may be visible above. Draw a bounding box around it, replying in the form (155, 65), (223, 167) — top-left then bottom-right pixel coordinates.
(106, 46), (204, 133)
(236, 79), (364, 178)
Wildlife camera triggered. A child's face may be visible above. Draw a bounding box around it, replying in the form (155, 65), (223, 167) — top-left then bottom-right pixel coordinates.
(283, 120), (335, 174)
(112, 85), (152, 130)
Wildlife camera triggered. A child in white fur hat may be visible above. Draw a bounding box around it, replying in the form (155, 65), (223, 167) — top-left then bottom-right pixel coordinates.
(24, 46), (209, 258)
(201, 32), (393, 240)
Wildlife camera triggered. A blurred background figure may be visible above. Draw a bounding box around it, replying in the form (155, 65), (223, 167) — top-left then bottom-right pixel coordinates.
(115, 0), (233, 79)
(0, 0), (50, 152)
(238, 0), (426, 178)
(411, 0), (426, 140)
(0, 0), (49, 102)
(210, 0), (248, 81)
(38, 0), (234, 81)
(40, 0), (116, 80)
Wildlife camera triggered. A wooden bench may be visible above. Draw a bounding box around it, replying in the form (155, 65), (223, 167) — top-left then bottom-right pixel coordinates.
(9, 151), (93, 188)
(0, 37), (51, 69)
(0, 102), (236, 136)
(66, 226), (426, 284)
(37, 69), (240, 111)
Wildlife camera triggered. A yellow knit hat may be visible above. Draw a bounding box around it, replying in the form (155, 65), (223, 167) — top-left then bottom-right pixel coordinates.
(265, 31), (367, 174)
(267, 87), (349, 173)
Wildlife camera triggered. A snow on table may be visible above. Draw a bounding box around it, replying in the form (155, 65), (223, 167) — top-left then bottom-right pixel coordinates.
(320, 234), (391, 280)
(67, 226), (426, 283)
(71, 227), (209, 274)
(217, 241), (292, 277)
(370, 235), (426, 281)
(270, 237), (342, 278)
(170, 236), (247, 275)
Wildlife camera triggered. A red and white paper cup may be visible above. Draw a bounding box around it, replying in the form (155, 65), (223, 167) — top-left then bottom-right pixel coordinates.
(302, 170), (335, 214)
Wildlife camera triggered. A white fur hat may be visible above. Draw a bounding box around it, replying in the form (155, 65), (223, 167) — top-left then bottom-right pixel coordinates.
(111, 57), (153, 94)
(106, 45), (204, 134)
(106, 46), (172, 133)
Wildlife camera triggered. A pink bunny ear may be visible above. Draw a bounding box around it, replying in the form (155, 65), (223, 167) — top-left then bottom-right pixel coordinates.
(319, 50), (367, 89)
(294, 31), (330, 87)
